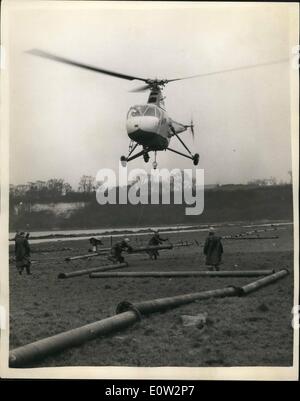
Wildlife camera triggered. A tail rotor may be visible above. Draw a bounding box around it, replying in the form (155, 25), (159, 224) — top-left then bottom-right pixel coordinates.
(190, 118), (195, 141)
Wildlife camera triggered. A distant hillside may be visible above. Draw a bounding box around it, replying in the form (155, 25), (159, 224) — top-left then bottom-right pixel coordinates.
(9, 185), (293, 231)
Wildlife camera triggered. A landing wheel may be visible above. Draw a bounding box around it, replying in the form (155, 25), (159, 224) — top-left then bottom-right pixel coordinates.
(143, 152), (150, 163)
(193, 153), (199, 166)
(120, 156), (127, 167)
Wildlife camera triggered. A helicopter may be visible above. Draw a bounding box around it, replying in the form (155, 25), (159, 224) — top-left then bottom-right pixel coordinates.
(28, 49), (289, 169)
(28, 49), (199, 169)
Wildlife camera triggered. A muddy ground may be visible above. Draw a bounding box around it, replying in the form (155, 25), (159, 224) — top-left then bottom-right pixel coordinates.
(9, 222), (294, 367)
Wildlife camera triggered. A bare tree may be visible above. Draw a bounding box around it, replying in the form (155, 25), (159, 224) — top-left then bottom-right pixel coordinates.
(46, 178), (65, 196)
(62, 182), (73, 195)
(78, 175), (95, 193)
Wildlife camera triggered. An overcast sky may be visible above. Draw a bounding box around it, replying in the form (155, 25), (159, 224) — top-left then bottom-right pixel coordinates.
(7, 1), (297, 188)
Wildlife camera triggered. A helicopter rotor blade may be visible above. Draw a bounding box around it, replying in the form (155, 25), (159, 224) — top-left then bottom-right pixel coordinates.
(166, 58), (289, 83)
(129, 84), (151, 93)
(27, 49), (148, 82)
(27, 50), (289, 89)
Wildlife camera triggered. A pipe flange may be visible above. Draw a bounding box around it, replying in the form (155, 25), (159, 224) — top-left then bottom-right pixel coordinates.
(116, 301), (142, 321)
(227, 285), (244, 296)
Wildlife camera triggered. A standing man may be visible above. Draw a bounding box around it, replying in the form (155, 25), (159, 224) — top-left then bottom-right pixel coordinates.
(108, 238), (132, 264)
(147, 231), (169, 260)
(15, 232), (32, 275)
(203, 228), (223, 271)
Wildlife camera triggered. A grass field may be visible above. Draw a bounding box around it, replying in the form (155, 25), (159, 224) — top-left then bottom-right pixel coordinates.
(9, 222), (294, 367)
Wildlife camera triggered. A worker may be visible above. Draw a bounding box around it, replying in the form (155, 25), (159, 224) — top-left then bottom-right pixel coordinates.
(147, 231), (169, 260)
(89, 237), (103, 252)
(108, 238), (132, 263)
(15, 231), (32, 275)
(203, 228), (223, 271)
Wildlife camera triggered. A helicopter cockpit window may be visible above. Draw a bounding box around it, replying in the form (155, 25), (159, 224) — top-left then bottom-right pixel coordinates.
(155, 108), (162, 119)
(144, 106), (156, 117)
(127, 106), (147, 118)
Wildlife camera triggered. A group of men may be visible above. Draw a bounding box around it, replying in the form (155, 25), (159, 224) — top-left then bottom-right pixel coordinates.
(13, 227), (223, 274)
(100, 228), (223, 270)
(107, 231), (169, 263)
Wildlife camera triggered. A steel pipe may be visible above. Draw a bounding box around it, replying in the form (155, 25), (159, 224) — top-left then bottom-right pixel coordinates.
(173, 241), (194, 247)
(90, 270), (274, 279)
(223, 236), (279, 240)
(65, 249), (111, 261)
(9, 310), (139, 368)
(129, 244), (173, 253)
(116, 286), (239, 316)
(58, 262), (128, 279)
(9, 269), (289, 367)
(65, 253), (98, 261)
(239, 269), (289, 295)
(9, 285), (238, 367)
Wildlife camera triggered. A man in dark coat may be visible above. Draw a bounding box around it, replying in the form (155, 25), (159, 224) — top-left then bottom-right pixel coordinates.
(108, 238), (132, 263)
(15, 232), (31, 275)
(147, 231), (168, 260)
(203, 229), (223, 271)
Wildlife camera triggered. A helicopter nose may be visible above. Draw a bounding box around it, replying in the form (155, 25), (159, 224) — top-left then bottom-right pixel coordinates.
(126, 116), (159, 135)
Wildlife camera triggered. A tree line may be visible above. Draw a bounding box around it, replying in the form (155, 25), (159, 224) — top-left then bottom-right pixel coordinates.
(10, 172), (292, 205)
(10, 176), (96, 204)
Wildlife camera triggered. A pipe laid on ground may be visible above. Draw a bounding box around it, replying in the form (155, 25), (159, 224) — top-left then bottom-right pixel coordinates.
(129, 244), (173, 253)
(9, 285), (238, 368)
(118, 270), (289, 315)
(116, 286), (239, 316)
(65, 249), (111, 261)
(9, 269), (289, 367)
(223, 236), (279, 240)
(9, 310), (139, 368)
(173, 241), (194, 247)
(90, 270), (274, 279)
(239, 269), (289, 295)
(58, 262), (128, 279)
(65, 253), (98, 261)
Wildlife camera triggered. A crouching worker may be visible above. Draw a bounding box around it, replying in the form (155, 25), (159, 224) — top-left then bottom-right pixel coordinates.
(15, 232), (32, 275)
(108, 238), (132, 264)
(203, 228), (223, 271)
(147, 231), (168, 260)
(89, 237), (103, 252)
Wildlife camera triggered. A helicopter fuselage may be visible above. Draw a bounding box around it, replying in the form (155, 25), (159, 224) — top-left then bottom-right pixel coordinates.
(126, 104), (171, 151)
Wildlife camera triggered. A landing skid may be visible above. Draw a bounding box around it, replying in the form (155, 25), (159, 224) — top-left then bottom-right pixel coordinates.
(121, 138), (199, 168)
(167, 147), (199, 165)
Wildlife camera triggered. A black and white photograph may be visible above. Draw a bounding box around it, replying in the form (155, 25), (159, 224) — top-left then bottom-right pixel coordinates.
(0, 1), (299, 381)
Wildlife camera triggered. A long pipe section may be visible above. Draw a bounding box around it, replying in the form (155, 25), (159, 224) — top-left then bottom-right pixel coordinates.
(116, 286), (238, 316)
(239, 269), (289, 295)
(58, 262), (128, 279)
(115, 271), (289, 316)
(129, 244), (173, 253)
(9, 285), (237, 368)
(65, 245), (177, 261)
(90, 270), (274, 279)
(9, 311), (138, 368)
(223, 236), (279, 240)
(65, 253), (98, 261)
(10, 270), (288, 367)
(65, 248), (111, 261)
